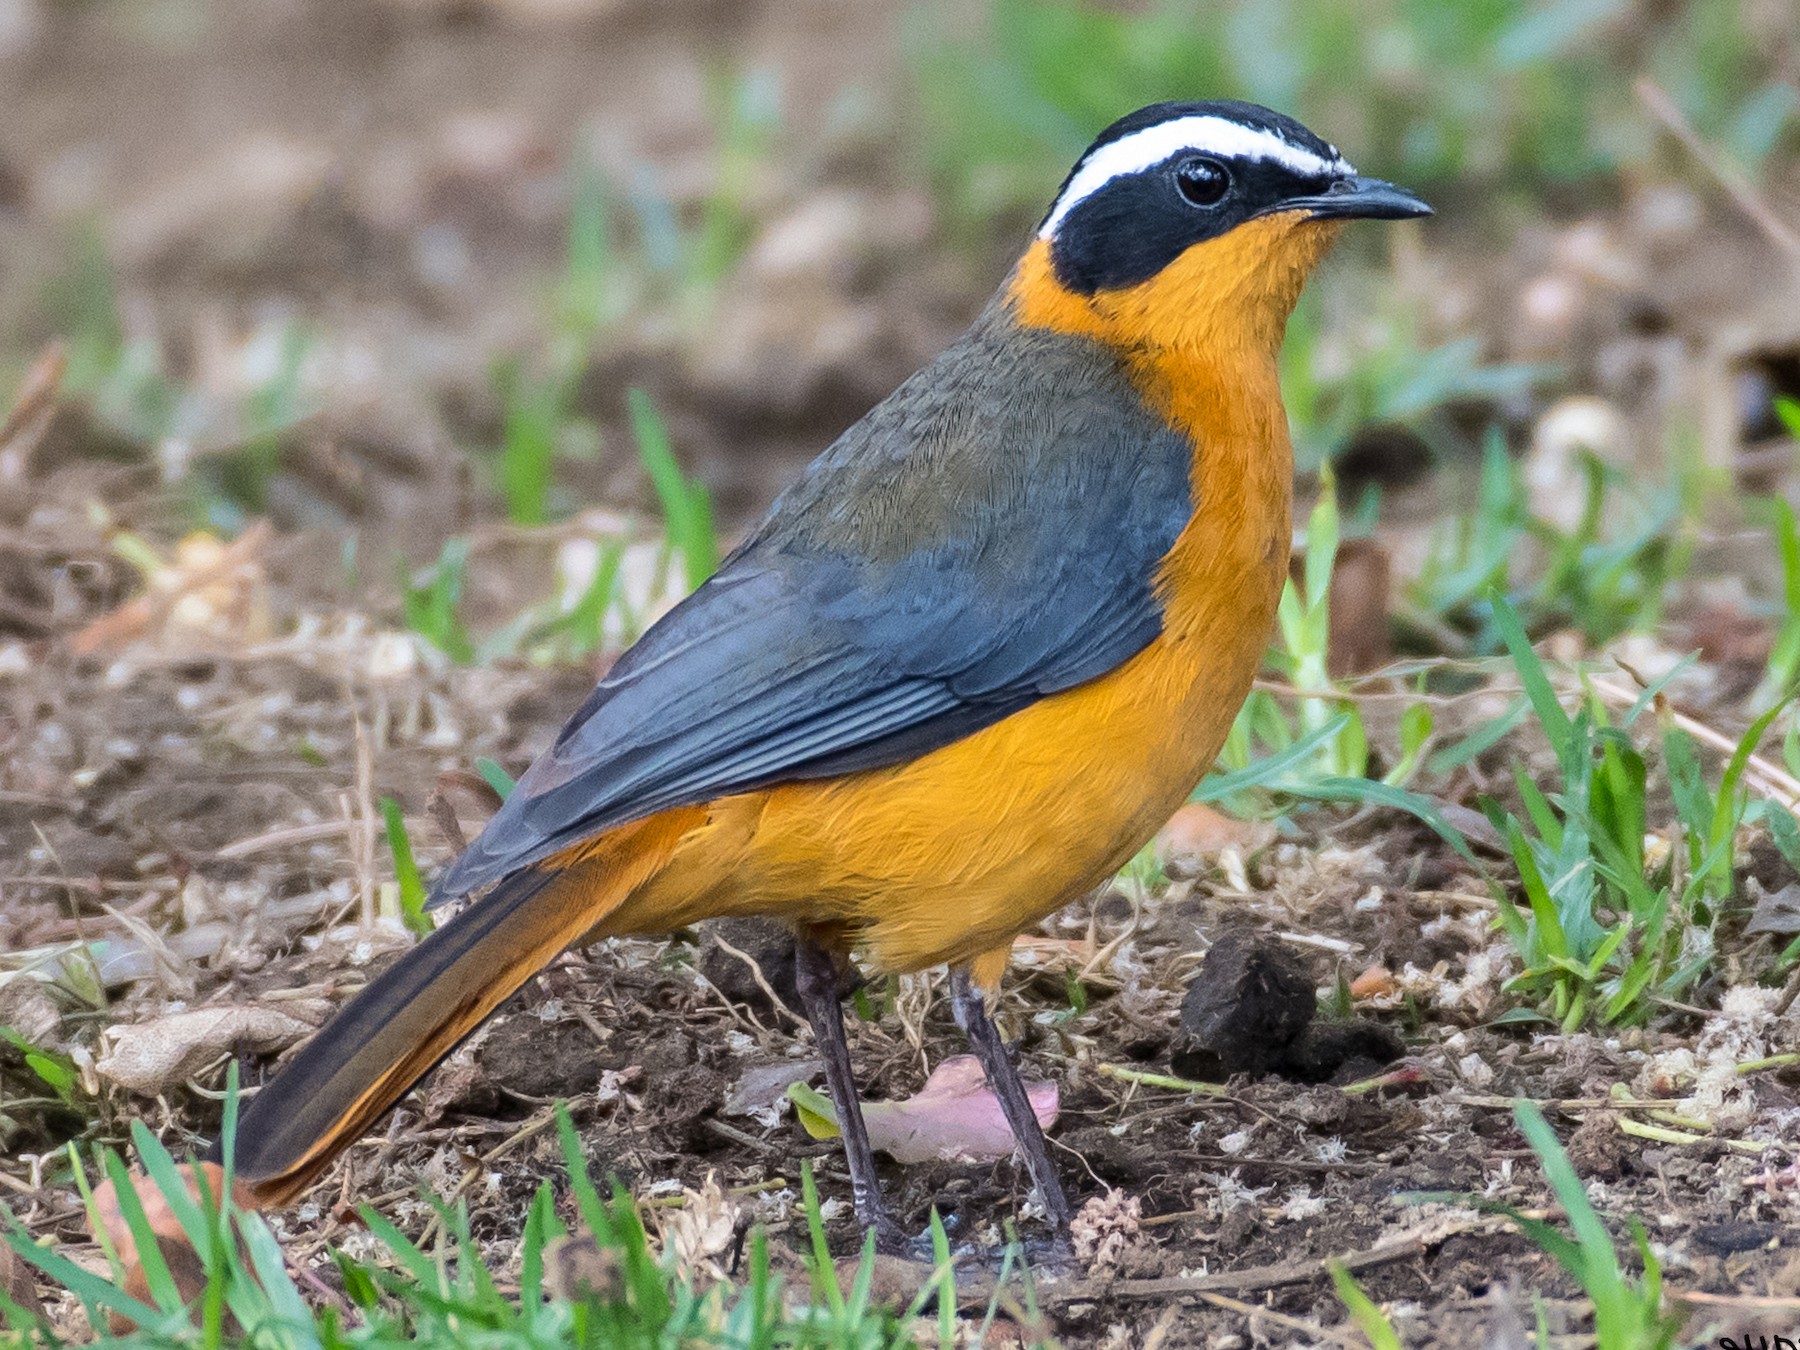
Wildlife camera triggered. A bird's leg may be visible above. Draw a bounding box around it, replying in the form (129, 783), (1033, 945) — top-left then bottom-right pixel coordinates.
(793, 938), (896, 1239)
(949, 965), (1073, 1231)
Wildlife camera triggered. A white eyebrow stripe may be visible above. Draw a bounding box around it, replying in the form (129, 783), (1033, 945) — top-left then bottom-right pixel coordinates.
(1040, 115), (1351, 237)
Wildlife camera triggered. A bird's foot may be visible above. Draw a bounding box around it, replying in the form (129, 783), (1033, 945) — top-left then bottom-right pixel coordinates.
(865, 1209), (1076, 1273)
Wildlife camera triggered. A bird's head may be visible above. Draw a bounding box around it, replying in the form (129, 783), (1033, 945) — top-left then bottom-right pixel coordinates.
(1011, 100), (1430, 359)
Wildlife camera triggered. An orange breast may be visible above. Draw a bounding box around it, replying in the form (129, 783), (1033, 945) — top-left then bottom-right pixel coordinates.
(600, 241), (1294, 973)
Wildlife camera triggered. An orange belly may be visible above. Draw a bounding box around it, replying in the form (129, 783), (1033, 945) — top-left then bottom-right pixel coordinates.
(603, 618), (1267, 973)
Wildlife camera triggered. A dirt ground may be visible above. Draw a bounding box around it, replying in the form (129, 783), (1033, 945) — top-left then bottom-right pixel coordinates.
(4, 537), (1799, 1346)
(4, 2), (1800, 1348)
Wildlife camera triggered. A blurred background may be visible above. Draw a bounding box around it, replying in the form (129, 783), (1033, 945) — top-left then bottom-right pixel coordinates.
(0, 0), (1795, 653)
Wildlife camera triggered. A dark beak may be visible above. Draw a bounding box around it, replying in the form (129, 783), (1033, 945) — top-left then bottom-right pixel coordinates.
(1281, 175), (1433, 222)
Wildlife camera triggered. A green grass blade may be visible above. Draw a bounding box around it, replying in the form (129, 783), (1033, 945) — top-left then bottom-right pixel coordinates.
(475, 757), (517, 801)
(1514, 1100), (1629, 1331)
(555, 1106), (615, 1248)
(98, 1148), (184, 1312)
(798, 1162), (845, 1317)
(127, 1122), (211, 1261)
(1194, 713), (1351, 800)
(379, 797), (431, 936)
(1329, 1261), (1403, 1350)
(1303, 777), (1480, 865)
(628, 387), (717, 593)
(1493, 593), (1572, 748)
(3, 1220), (164, 1330)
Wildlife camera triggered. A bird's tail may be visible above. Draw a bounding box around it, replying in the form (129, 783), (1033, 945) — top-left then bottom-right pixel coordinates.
(226, 808), (701, 1208)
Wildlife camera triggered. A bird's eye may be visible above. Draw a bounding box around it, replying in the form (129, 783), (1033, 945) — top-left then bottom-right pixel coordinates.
(1175, 157), (1230, 207)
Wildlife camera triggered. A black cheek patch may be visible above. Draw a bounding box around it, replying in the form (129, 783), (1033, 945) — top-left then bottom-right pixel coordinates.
(1048, 172), (1249, 296)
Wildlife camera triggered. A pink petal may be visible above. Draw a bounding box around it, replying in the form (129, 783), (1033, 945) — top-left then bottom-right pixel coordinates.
(862, 1054), (1059, 1164)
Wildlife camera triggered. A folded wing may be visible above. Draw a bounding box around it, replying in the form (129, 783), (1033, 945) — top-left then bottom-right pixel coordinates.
(433, 318), (1197, 903)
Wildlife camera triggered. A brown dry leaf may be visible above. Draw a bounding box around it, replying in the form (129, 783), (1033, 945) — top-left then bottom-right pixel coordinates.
(1156, 803), (1275, 874)
(89, 1163), (257, 1327)
(1747, 883), (1800, 935)
(1350, 965), (1398, 1000)
(97, 1005), (320, 1096)
(0, 1242), (46, 1322)
(862, 1054), (1058, 1164)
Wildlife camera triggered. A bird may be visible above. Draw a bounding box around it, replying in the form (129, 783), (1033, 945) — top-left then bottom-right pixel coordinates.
(221, 99), (1429, 1236)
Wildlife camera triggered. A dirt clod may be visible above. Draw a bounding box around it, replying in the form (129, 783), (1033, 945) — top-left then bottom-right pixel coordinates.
(1172, 931), (1315, 1079)
(1170, 931), (1401, 1085)
(696, 917), (801, 1014)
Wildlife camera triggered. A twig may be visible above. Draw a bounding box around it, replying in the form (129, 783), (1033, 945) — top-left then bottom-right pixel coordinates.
(1457, 1094), (1683, 1111)
(0, 341), (67, 474)
(1043, 1218), (1493, 1304)
(1636, 78), (1800, 262)
(1736, 1053), (1800, 1075)
(1616, 1115), (1769, 1153)
(1340, 1064), (1428, 1095)
(1192, 1290), (1367, 1348)
(1096, 1063), (1227, 1096)
(702, 1118), (782, 1157)
(1678, 1290), (1800, 1312)
(706, 930), (808, 1031)
(212, 820), (349, 860)
(416, 1107), (561, 1248)
(68, 519), (273, 657)
(345, 687), (378, 931)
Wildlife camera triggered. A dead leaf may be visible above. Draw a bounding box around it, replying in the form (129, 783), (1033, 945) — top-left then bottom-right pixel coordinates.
(725, 1058), (822, 1120)
(97, 1005), (320, 1095)
(1156, 803), (1275, 875)
(0, 1242), (45, 1322)
(1748, 883), (1800, 935)
(657, 1174), (741, 1280)
(89, 1163), (256, 1328)
(862, 1055), (1058, 1165)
